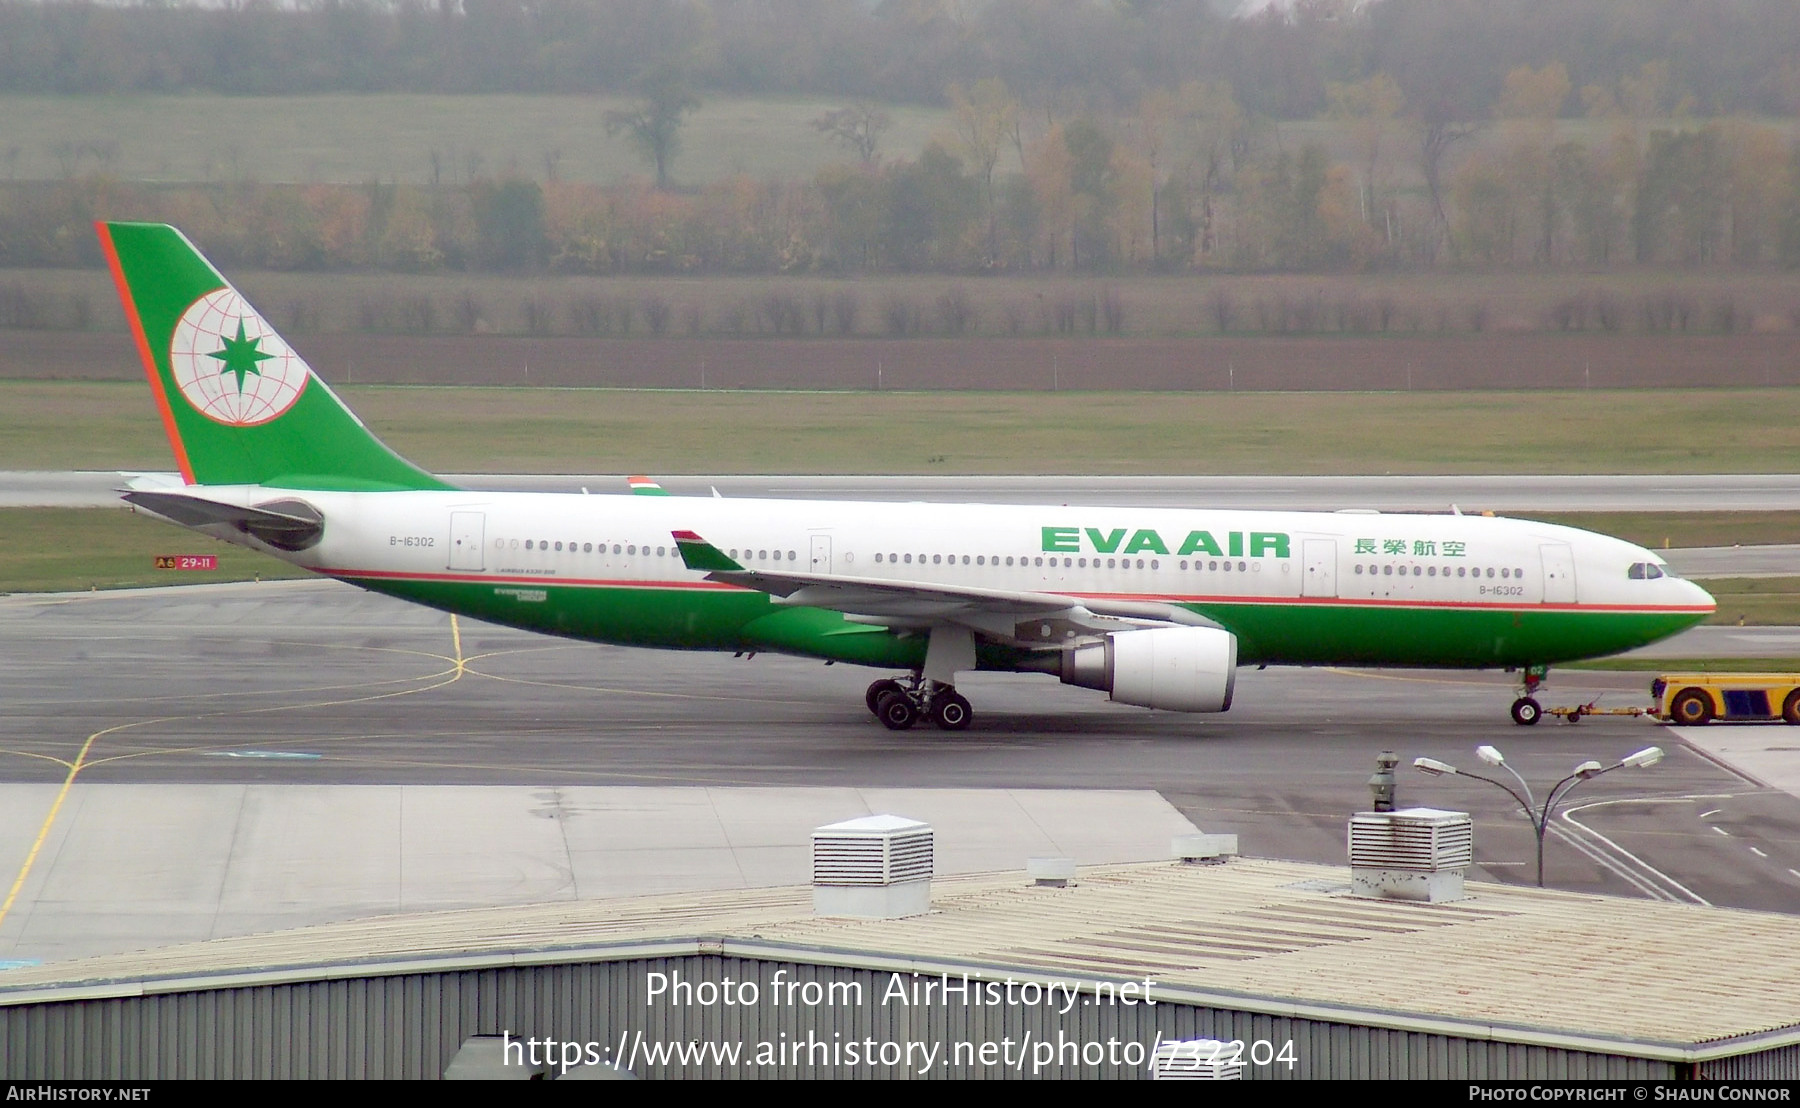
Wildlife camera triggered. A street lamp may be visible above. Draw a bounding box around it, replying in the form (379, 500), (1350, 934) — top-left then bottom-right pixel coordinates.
(1411, 745), (1665, 887)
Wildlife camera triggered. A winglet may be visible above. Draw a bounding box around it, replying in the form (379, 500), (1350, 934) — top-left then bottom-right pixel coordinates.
(672, 530), (744, 573)
(628, 475), (669, 496)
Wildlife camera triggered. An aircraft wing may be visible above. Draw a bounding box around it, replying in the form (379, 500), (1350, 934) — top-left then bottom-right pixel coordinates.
(672, 530), (1215, 647)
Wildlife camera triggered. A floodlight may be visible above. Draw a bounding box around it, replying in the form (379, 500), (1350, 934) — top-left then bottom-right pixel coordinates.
(1622, 746), (1665, 769)
(1476, 745), (1505, 766)
(1413, 757), (1457, 776)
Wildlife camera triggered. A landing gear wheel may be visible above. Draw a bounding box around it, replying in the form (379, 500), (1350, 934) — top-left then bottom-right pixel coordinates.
(930, 691), (972, 731)
(1785, 689), (1800, 726)
(865, 679), (905, 717)
(1511, 697), (1543, 726)
(1670, 688), (1714, 726)
(875, 690), (919, 731)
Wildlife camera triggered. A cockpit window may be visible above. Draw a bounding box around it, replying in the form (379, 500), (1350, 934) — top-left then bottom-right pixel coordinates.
(1629, 561), (1669, 580)
(1628, 562), (1646, 579)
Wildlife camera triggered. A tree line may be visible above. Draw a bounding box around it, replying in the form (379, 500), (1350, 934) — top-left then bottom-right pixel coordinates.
(2, 0), (1799, 120)
(7, 78), (1798, 276)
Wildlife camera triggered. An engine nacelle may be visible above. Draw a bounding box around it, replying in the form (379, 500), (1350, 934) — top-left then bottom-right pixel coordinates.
(1060, 626), (1238, 712)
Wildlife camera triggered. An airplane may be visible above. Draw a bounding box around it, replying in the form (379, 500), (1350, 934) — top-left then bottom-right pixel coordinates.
(96, 221), (1716, 731)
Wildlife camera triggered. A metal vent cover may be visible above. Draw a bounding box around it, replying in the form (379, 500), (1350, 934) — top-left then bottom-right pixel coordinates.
(812, 814), (933, 887)
(1348, 808), (1473, 871)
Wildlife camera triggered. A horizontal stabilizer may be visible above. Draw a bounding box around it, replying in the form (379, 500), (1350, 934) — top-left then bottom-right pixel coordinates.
(124, 490), (324, 551)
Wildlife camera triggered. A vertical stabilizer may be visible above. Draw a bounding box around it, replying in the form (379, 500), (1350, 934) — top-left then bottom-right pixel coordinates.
(97, 221), (451, 491)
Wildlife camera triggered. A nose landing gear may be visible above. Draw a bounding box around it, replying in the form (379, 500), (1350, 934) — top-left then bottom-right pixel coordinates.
(865, 676), (972, 731)
(1511, 665), (1548, 726)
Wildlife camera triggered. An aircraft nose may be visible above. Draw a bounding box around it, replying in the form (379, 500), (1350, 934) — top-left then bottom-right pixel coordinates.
(1681, 577), (1716, 614)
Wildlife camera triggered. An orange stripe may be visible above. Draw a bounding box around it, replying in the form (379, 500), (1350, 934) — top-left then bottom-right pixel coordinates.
(96, 222), (194, 484)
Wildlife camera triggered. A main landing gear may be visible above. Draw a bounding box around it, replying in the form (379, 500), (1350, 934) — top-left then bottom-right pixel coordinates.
(1510, 664), (1548, 726)
(865, 676), (972, 732)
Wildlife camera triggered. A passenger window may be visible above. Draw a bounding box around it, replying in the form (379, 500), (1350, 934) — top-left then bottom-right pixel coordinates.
(904, 554), (912, 563)
(583, 543), (592, 553)
(525, 540), (534, 550)
(1383, 565), (1392, 575)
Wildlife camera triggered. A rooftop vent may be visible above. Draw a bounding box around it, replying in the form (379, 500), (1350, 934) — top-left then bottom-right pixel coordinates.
(1172, 833), (1239, 864)
(1027, 856), (1076, 887)
(812, 814), (932, 919)
(1348, 807), (1471, 903)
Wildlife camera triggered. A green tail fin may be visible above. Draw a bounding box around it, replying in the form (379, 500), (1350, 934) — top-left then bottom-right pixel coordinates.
(97, 221), (451, 491)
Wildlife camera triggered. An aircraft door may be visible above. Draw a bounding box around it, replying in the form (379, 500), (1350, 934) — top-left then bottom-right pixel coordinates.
(1540, 543), (1576, 603)
(1302, 539), (1337, 598)
(448, 511), (485, 572)
(810, 534), (833, 574)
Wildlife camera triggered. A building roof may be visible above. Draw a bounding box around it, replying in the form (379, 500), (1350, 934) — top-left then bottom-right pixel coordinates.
(4, 858), (1797, 1057)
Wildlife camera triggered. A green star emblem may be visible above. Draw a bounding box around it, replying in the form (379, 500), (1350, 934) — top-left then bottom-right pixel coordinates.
(207, 318), (274, 392)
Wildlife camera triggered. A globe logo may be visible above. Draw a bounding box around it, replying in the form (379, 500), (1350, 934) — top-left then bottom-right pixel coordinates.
(168, 288), (309, 426)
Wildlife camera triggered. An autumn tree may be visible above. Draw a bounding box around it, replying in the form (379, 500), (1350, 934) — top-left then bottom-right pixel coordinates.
(1326, 73), (1404, 251)
(948, 78), (1019, 265)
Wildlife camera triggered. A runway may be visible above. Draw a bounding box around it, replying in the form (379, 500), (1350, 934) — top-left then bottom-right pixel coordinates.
(1, 579), (1797, 965)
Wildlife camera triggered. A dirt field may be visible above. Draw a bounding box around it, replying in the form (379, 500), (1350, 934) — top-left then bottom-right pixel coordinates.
(12, 330), (1800, 392)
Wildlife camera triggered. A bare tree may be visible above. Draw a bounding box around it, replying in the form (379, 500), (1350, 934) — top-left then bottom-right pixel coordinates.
(605, 65), (700, 190)
(812, 103), (891, 164)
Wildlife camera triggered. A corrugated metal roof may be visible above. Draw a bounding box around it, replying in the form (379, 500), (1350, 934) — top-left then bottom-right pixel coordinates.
(3, 858), (1796, 1048)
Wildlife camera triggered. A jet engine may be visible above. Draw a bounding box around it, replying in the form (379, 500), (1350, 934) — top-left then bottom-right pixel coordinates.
(1060, 626), (1238, 712)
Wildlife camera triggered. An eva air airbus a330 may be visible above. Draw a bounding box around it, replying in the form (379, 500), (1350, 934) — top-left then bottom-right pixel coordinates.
(98, 221), (1715, 731)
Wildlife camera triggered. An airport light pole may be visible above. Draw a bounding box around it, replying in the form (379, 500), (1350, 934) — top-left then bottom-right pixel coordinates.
(1412, 745), (1665, 888)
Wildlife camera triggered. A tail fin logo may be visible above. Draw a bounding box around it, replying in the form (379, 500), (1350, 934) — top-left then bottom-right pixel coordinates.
(169, 288), (310, 426)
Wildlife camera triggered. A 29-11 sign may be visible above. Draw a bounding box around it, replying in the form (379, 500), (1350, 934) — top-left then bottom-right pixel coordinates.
(154, 555), (217, 571)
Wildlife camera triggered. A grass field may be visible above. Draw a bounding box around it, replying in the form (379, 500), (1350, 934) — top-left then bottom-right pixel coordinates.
(1524, 513), (1800, 549)
(0, 93), (958, 188)
(0, 508), (305, 593)
(10, 381), (1800, 476)
(6, 93), (1791, 192)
